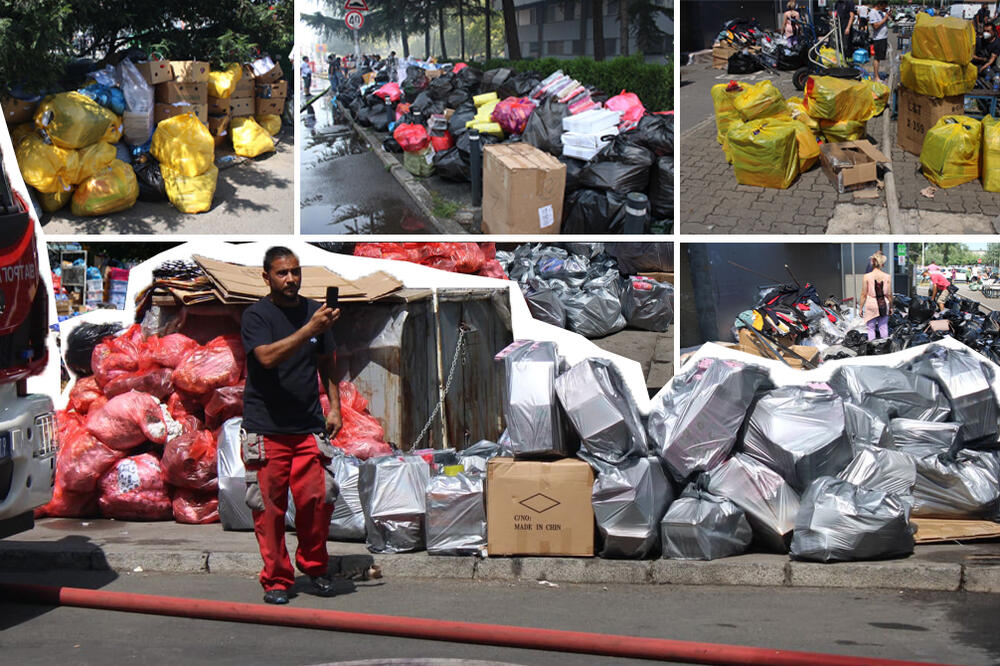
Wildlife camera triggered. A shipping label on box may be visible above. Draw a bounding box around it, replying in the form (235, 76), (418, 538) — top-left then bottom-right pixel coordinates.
(896, 85), (965, 155)
(136, 60), (174, 85)
(820, 140), (890, 193)
(255, 80), (288, 100)
(482, 143), (566, 235)
(486, 458), (594, 557)
(154, 102), (208, 125)
(155, 81), (207, 104)
(170, 60), (210, 83)
(208, 96), (231, 115)
(230, 96), (254, 117)
(254, 96), (285, 116)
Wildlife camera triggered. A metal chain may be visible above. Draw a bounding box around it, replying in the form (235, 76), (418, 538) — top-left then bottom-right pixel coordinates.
(411, 326), (467, 449)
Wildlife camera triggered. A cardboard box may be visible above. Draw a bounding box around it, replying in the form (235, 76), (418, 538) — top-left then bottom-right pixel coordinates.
(255, 80), (288, 100)
(254, 62), (284, 84)
(486, 458), (594, 557)
(154, 102), (208, 125)
(254, 96), (285, 116)
(233, 66), (255, 97)
(136, 60), (173, 85)
(638, 271), (674, 285)
(208, 96), (231, 115)
(819, 140), (890, 193)
(155, 81), (207, 104)
(896, 85), (965, 155)
(713, 42), (737, 69)
(2, 96), (36, 124)
(170, 60), (210, 83)
(230, 96), (254, 117)
(737, 329), (819, 369)
(482, 143), (566, 235)
(208, 113), (230, 137)
(426, 69), (443, 80)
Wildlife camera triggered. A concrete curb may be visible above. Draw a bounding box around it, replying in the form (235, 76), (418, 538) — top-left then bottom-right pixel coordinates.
(883, 42), (905, 235)
(4, 544), (998, 593)
(342, 109), (469, 235)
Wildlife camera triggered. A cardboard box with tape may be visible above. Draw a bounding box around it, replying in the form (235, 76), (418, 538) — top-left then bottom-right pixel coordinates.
(486, 458), (594, 557)
(896, 85), (965, 155)
(254, 96), (285, 116)
(255, 80), (288, 100)
(170, 60), (210, 83)
(208, 96), (231, 115)
(136, 60), (173, 85)
(230, 97), (254, 117)
(482, 143), (566, 235)
(154, 102), (208, 125)
(155, 81), (208, 104)
(820, 140), (890, 193)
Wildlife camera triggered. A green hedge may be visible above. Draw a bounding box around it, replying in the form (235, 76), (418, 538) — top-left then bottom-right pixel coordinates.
(444, 55), (673, 111)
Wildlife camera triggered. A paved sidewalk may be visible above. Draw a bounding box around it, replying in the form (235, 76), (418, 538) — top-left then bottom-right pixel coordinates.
(4, 518), (999, 594)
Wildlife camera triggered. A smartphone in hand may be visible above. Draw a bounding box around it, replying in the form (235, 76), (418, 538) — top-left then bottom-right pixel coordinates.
(325, 286), (339, 309)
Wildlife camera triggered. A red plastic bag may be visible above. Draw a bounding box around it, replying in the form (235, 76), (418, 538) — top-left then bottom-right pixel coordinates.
(172, 488), (220, 524)
(35, 484), (99, 518)
(374, 82), (402, 103)
(144, 333), (199, 368)
(57, 417), (125, 493)
(491, 97), (536, 135)
(452, 63), (468, 73)
(477, 259), (508, 280)
(429, 131), (454, 152)
(103, 367), (174, 400)
(478, 242), (497, 261)
(168, 390), (205, 422)
(91, 324), (144, 388)
(395, 103), (411, 121)
(420, 242), (485, 273)
(332, 381), (392, 460)
(98, 453), (173, 520)
(605, 90), (646, 128)
(393, 123), (430, 152)
(172, 335), (245, 395)
(204, 382), (244, 429)
(161, 428), (218, 491)
(353, 242), (423, 262)
(86, 391), (169, 450)
(69, 376), (105, 414)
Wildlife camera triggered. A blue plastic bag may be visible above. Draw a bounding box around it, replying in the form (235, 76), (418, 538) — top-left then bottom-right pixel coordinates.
(78, 84), (126, 116)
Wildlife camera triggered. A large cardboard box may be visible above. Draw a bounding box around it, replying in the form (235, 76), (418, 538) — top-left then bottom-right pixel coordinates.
(170, 60), (210, 83)
(2, 96), (36, 124)
(208, 96), (231, 115)
(713, 42), (737, 69)
(819, 140), (890, 193)
(486, 458), (594, 556)
(897, 85), (965, 155)
(154, 102), (208, 125)
(136, 60), (173, 85)
(233, 66), (256, 97)
(208, 114), (231, 147)
(230, 96), (254, 117)
(737, 329), (820, 369)
(482, 143), (566, 235)
(255, 80), (288, 100)
(254, 96), (285, 116)
(155, 81), (207, 104)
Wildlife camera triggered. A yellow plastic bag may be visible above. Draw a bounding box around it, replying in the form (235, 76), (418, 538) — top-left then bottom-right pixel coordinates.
(787, 119), (821, 172)
(818, 47), (843, 67)
(727, 118), (799, 189)
(68, 141), (116, 185)
(10, 122), (35, 146)
(982, 116), (1000, 192)
(151, 113), (215, 177)
(920, 115), (982, 188)
(711, 83), (745, 147)
(864, 80), (891, 118)
(71, 159), (139, 216)
(14, 133), (80, 194)
(820, 119), (867, 143)
(208, 64), (243, 99)
(38, 188), (73, 213)
(230, 117), (275, 158)
(733, 80), (786, 121)
(911, 13), (975, 65)
(466, 121), (504, 137)
(34, 92), (113, 150)
(900, 53), (977, 98)
(161, 164), (218, 214)
(255, 114), (281, 136)
(803, 76), (874, 122)
(786, 97), (820, 133)
(473, 92), (498, 107)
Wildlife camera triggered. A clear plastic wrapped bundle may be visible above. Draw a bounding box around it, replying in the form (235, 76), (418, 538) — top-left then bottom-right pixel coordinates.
(358, 455), (431, 553)
(327, 453), (366, 541)
(660, 484), (752, 560)
(589, 456), (674, 559)
(495, 341), (570, 456)
(828, 365), (951, 423)
(425, 470), (486, 555)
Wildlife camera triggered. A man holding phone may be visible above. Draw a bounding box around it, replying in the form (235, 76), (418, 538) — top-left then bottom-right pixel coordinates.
(241, 246), (342, 605)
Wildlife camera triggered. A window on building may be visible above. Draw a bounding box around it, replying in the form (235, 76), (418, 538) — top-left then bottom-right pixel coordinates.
(607, 0), (618, 16)
(547, 40), (564, 55)
(605, 37), (617, 54)
(517, 8), (532, 25)
(572, 39), (585, 54)
(546, 3), (565, 22)
(564, 2), (576, 20)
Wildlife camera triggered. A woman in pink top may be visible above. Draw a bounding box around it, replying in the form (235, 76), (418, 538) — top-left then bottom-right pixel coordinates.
(782, 1), (801, 38)
(859, 251), (891, 340)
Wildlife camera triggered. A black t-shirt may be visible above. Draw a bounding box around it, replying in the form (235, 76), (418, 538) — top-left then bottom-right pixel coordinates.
(834, 1), (856, 29)
(977, 35), (1000, 62)
(241, 297), (334, 435)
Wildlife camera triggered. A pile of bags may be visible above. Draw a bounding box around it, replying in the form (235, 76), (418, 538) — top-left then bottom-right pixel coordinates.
(902, 14), (976, 99)
(918, 115), (1000, 191)
(353, 242), (507, 279)
(711, 76), (888, 188)
(150, 113), (219, 214)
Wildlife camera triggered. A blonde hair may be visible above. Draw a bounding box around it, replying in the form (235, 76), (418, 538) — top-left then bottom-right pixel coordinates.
(787, 0), (797, 8)
(871, 252), (887, 268)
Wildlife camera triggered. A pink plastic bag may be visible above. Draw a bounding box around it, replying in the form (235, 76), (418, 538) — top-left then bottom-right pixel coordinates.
(374, 82), (402, 103)
(392, 123), (430, 152)
(332, 381), (392, 460)
(56, 416), (125, 492)
(477, 259), (508, 280)
(98, 453), (173, 520)
(69, 376), (105, 414)
(36, 483), (99, 518)
(144, 333), (199, 368)
(86, 391), (169, 450)
(605, 90), (645, 128)
(172, 488), (220, 524)
(91, 323), (144, 388)
(491, 97), (536, 135)
(172, 335), (245, 395)
(161, 428), (218, 491)
(204, 382), (244, 429)
(102, 366), (174, 400)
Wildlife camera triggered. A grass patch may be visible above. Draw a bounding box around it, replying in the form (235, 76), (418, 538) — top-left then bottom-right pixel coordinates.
(431, 192), (462, 219)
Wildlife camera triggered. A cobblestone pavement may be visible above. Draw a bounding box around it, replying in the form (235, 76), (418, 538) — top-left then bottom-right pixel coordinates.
(679, 64), (885, 234)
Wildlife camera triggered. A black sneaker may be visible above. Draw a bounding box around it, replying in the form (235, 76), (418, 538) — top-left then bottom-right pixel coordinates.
(263, 589), (289, 605)
(310, 575), (335, 596)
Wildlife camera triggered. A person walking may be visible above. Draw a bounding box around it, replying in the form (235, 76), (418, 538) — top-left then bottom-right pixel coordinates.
(241, 246), (342, 605)
(869, 0), (890, 82)
(301, 56), (313, 95)
(328, 55), (344, 90)
(859, 251), (892, 340)
(782, 1), (801, 40)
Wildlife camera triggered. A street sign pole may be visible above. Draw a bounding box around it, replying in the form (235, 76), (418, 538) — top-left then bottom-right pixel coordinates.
(354, 28), (361, 62)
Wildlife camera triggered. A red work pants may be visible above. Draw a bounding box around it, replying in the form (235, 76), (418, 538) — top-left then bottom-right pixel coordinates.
(251, 433), (334, 591)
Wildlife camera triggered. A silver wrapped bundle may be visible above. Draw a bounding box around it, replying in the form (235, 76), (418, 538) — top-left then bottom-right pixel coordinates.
(705, 453), (800, 553)
(843, 403), (891, 452)
(327, 454), (366, 541)
(838, 446), (917, 497)
(889, 419), (960, 458)
(908, 347), (999, 445)
(563, 280), (627, 339)
(910, 450), (1000, 519)
(622, 277), (673, 333)
(590, 456), (674, 559)
(790, 477), (914, 563)
(496, 341), (570, 457)
(661, 486), (752, 560)
(458, 440), (502, 476)
(741, 387), (854, 492)
(828, 365), (951, 423)
(358, 455), (431, 553)
(217, 417), (253, 531)
(555, 358), (648, 465)
(523, 280), (567, 329)
(648, 360), (770, 482)
(425, 472), (486, 555)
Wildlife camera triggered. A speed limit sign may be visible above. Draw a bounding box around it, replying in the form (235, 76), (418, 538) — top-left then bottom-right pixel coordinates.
(345, 10), (364, 30)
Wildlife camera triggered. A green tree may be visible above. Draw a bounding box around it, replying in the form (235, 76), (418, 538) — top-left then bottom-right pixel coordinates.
(629, 0), (671, 54)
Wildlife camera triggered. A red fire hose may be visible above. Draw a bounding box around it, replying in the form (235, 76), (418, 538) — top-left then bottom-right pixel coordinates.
(0, 583), (955, 666)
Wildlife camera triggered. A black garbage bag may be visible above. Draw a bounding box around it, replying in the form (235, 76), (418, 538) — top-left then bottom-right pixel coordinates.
(561, 189), (629, 234)
(649, 155), (673, 220)
(498, 72), (541, 99)
(843, 329), (869, 355)
(728, 52), (762, 74)
(355, 105), (375, 127)
(374, 69), (390, 84)
(893, 293), (911, 310)
(446, 89), (472, 109)
(66, 322), (125, 376)
(577, 134), (655, 193)
(402, 68), (429, 102)
(866, 338), (893, 355)
(382, 137), (403, 153)
(349, 96), (364, 117)
(427, 76), (453, 101)
(523, 280), (567, 328)
(521, 96), (569, 157)
(559, 155), (586, 192)
(455, 129), (501, 157)
(346, 71), (365, 89)
(370, 108), (392, 132)
(907, 331), (932, 348)
(132, 154), (167, 202)
(411, 91), (435, 115)
(448, 101), (477, 138)
(907, 295), (936, 324)
(456, 66), (483, 92)
(623, 276), (673, 332)
(605, 242), (673, 273)
(481, 68), (512, 93)
(630, 113), (674, 157)
(431, 146), (469, 182)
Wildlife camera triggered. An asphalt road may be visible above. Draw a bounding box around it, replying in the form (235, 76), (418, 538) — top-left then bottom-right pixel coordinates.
(1, 569), (997, 665)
